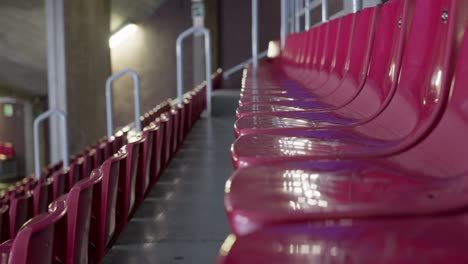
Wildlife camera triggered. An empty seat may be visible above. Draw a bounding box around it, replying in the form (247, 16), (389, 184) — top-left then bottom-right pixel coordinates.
(218, 213), (468, 264)
(89, 152), (125, 264)
(232, 0), (467, 169)
(235, 8), (375, 118)
(0, 199), (67, 264)
(226, 0), (468, 235)
(115, 136), (144, 233)
(9, 192), (34, 238)
(33, 177), (54, 215)
(54, 169), (103, 264)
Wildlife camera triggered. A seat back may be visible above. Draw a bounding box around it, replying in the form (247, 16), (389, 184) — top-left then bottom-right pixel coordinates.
(68, 157), (84, 188)
(321, 6), (380, 106)
(51, 170), (69, 200)
(9, 192), (34, 238)
(138, 125), (157, 202)
(54, 169), (103, 264)
(123, 136), (145, 217)
(83, 149), (96, 176)
(334, 0), (409, 120)
(7, 199), (67, 264)
(356, 0), (468, 147)
(89, 152), (125, 264)
(170, 108), (180, 156)
(33, 177), (54, 215)
(0, 205), (9, 244)
(387, 19), (468, 177)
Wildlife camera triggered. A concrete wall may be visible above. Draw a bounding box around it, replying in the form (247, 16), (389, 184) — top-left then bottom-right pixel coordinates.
(111, 0), (194, 129)
(64, 0), (112, 155)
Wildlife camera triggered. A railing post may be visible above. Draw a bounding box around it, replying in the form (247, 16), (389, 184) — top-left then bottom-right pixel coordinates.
(322, 0), (329, 22)
(34, 109), (69, 180)
(353, 0), (363, 13)
(295, 0), (301, 33)
(105, 69), (142, 138)
(305, 0), (311, 30)
(176, 27), (213, 115)
(289, 0), (295, 33)
(281, 0), (287, 48)
(252, 0), (259, 70)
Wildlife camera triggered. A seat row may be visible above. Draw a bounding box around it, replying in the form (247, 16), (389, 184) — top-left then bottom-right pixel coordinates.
(219, 0), (468, 262)
(0, 70), (220, 264)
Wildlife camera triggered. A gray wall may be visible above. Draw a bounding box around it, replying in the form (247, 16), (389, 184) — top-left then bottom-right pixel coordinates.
(111, 0), (194, 129)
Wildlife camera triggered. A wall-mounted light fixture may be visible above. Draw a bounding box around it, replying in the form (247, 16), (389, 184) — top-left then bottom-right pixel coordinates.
(109, 23), (138, 49)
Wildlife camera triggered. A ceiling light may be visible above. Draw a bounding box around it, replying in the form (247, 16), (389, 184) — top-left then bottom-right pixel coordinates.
(109, 24), (138, 49)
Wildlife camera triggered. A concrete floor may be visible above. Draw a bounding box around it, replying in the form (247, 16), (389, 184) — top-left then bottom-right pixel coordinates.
(102, 90), (239, 264)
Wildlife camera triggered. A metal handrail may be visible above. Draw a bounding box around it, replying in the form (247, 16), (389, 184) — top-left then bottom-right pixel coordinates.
(34, 109), (69, 180)
(176, 26), (212, 115)
(252, 0), (259, 70)
(105, 69), (141, 138)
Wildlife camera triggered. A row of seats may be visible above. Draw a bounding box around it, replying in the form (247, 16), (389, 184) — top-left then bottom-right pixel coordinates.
(0, 70), (221, 264)
(219, 0), (468, 262)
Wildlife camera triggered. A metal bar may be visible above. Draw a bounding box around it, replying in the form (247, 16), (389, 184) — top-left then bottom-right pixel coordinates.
(295, 0), (301, 32)
(289, 0), (295, 33)
(223, 50), (269, 80)
(353, 0), (363, 13)
(281, 0), (287, 48)
(176, 26), (213, 115)
(252, 0), (259, 70)
(34, 109), (69, 180)
(105, 69), (141, 138)
(322, 0), (329, 22)
(45, 0), (67, 165)
(305, 0), (311, 30)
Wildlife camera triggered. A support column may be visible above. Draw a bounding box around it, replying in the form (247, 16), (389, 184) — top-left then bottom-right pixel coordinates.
(45, 0), (67, 164)
(46, 0), (111, 161)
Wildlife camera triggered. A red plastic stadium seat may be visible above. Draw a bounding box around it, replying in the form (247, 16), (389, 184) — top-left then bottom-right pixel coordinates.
(89, 152), (125, 264)
(218, 214), (468, 264)
(137, 123), (158, 203)
(0, 199), (67, 264)
(115, 136), (144, 235)
(226, 0), (468, 235)
(232, 0), (466, 169)
(33, 177), (54, 215)
(235, 7), (377, 121)
(9, 192), (34, 238)
(54, 169), (103, 264)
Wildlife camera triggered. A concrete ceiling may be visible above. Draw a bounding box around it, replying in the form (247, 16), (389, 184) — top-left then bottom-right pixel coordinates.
(0, 0), (167, 96)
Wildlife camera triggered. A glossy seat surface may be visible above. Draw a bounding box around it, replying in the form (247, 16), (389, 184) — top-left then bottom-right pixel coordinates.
(7, 199), (67, 264)
(232, 0), (467, 169)
(237, 7), (377, 115)
(227, 3), (468, 235)
(218, 213), (468, 264)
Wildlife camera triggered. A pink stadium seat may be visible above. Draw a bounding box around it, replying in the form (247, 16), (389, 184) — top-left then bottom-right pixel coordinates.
(0, 205), (9, 244)
(9, 192), (34, 238)
(89, 152), (125, 264)
(68, 157), (85, 189)
(170, 108), (180, 157)
(226, 0), (468, 235)
(116, 136), (144, 226)
(0, 199), (67, 264)
(137, 124), (158, 203)
(235, 8), (374, 117)
(54, 169), (103, 264)
(33, 177), (54, 215)
(232, 0), (467, 169)
(51, 170), (69, 200)
(218, 214), (468, 264)
(233, 3), (398, 132)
